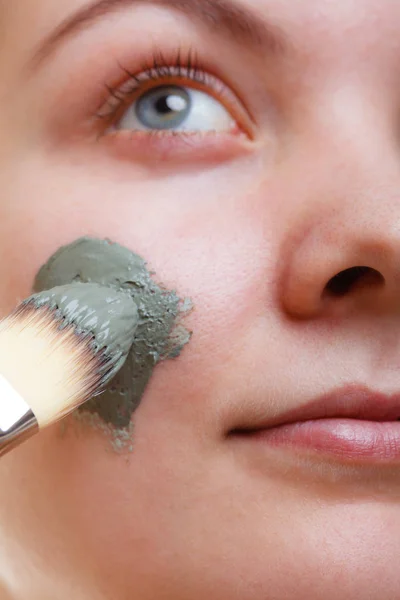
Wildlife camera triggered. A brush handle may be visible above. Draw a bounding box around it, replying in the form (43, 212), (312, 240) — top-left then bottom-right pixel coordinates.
(0, 411), (38, 457)
(0, 375), (39, 457)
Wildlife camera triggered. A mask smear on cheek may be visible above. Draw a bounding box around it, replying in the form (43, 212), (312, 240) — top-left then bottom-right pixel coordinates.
(33, 237), (192, 452)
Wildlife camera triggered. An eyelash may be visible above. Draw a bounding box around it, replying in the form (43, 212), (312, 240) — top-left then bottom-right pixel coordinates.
(94, 47), (246, 131)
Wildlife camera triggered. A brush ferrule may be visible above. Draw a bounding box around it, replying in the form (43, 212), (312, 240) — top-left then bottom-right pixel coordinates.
(0, 375), (38, 457)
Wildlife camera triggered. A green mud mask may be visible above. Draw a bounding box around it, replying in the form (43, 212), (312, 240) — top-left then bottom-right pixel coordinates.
(34, 237), (192, 429)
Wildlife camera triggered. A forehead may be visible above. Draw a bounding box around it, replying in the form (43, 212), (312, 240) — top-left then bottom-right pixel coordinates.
(4, 0), (400, 31)
(3, 0), (400, 76)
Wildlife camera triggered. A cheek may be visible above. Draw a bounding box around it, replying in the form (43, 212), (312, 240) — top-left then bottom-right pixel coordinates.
(0, 154), (273, 451)
(0, 154), (270, 351)
(0, 153), (272, 447)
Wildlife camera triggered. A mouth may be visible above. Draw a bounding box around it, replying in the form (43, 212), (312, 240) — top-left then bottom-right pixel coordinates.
(230, 385), (400, 463)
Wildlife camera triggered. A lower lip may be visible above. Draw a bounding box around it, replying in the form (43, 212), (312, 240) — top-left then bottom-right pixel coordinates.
(248, 419), (400, 462)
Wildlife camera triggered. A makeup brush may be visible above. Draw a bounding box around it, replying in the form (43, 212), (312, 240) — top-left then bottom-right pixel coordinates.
(0, 282), (139, 457)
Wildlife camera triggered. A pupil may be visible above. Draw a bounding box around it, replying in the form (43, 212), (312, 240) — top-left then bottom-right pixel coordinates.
(155, 95), (187, 115)
(156, 97), (172, 115)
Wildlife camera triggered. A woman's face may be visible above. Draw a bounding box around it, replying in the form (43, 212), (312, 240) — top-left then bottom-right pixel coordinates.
(2, 0), (400, 598)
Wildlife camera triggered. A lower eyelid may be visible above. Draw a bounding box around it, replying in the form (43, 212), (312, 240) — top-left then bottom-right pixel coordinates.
(95, 128), (254, 169)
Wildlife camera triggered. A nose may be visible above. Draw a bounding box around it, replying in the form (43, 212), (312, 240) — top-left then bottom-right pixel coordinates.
(280, 140), (400, 319)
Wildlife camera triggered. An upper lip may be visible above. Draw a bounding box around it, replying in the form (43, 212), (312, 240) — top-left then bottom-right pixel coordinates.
(235, 385), (400, 432)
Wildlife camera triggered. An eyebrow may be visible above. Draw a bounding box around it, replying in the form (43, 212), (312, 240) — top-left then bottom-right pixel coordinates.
(30, 0), (288, 68)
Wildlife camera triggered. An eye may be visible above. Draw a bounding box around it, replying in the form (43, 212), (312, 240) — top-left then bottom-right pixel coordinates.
(114, 84), (236, 133)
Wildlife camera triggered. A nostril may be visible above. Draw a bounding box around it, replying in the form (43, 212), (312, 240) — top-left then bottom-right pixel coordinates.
(325, 266), (384, 297)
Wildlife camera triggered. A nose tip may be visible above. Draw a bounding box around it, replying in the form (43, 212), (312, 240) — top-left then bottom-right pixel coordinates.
(281, 227), (399, 319)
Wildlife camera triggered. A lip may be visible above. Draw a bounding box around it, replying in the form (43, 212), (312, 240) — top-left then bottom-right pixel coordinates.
(232, 385), (400, 462)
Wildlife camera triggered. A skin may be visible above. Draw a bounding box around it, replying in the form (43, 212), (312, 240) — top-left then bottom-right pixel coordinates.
(1, 0), (400, 598)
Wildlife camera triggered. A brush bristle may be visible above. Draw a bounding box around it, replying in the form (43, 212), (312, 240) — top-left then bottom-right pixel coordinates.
(0, 303), (122, 427)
